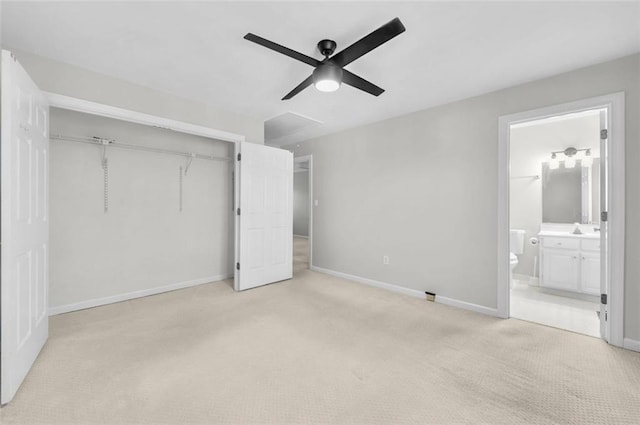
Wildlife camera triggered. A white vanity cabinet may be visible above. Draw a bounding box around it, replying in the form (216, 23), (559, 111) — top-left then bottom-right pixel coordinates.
(539, 234), (600, 296)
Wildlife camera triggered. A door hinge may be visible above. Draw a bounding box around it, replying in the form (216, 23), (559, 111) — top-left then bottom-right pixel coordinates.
(236, 262), (240, 270)
(601, 294), (607, 305)
(237, 153), (241, 161)
(600, 129), (608, 140)
(601, 211), (608, 222)
(236, 208), (241, 216)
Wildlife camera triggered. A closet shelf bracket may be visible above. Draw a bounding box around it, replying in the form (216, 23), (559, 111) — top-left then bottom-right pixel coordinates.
(184, 153), (196, 176)
(95, 137), (113, 213)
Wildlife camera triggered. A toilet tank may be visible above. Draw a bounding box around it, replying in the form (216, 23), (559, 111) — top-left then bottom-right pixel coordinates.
(510, 229), (526, 255)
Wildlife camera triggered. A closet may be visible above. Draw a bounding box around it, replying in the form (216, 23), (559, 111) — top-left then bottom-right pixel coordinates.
(48, 108), (235, 313)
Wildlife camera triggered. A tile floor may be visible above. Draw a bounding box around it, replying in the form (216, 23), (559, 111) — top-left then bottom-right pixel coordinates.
(510, 279), (601, 337)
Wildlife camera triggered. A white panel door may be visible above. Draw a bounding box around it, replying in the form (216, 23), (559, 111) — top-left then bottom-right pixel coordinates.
(235, 142), (293, 291)
(599, 109), (608, 339)
(1, 50), (49, 404)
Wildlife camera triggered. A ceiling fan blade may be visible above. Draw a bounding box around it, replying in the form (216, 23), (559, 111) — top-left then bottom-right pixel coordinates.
(329, 17), (406, 68)
(244, 33), (321, 68)
(342, 70), (384, 96)
(282, 75), (314, 100)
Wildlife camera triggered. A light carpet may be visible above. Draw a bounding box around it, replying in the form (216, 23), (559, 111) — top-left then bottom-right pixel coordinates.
(1, 239), (639, 424)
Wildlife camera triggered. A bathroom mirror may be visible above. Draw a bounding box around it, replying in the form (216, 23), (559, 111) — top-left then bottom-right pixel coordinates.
(541, 159), (600, 224)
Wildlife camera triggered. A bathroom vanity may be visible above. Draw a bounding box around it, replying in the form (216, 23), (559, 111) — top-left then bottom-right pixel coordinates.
(538, 231), (600, 295)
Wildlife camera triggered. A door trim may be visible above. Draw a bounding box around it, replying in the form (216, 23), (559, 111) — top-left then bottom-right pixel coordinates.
(497, 92), (625, 347)
(294, 155), (313, 268)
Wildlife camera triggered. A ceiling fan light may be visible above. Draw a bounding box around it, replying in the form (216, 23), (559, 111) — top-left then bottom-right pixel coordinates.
(314, 79), (341, 92)
(313, 64), (343, 93)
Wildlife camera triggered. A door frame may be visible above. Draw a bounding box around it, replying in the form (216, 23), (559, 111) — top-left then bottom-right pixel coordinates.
(294, 155), (314, 268)
(497, 92), (625, 347)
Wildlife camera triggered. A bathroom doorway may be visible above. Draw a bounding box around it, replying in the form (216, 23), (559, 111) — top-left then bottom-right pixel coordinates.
(497, 93), (625, 346)
(509, 109), (604, 337)
(293, 155), (313, 273)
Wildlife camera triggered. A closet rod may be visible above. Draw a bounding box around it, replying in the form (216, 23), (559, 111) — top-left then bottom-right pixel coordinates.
(51, 134), (231, 162)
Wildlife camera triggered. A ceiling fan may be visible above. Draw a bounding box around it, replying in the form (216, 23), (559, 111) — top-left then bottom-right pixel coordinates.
(244, 17), (406, 100)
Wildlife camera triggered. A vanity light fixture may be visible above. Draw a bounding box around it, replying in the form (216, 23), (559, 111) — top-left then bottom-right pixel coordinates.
(548, 147), (594, 169)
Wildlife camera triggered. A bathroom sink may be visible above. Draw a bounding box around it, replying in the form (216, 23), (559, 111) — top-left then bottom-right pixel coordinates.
(537, 230), (599, 239)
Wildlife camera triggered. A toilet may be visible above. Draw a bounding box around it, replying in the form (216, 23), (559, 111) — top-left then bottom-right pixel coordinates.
(509, 229), (526, 288)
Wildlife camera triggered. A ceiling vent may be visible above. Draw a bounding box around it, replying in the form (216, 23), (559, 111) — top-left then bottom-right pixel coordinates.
(265, 112), (323, 145)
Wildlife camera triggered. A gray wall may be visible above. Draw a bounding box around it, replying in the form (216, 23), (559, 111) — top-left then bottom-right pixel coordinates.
(49, 108), (234, 309)
(293, 171), (309, 236)
(289, 54), (640, 341)
(7, 48), (264, 144)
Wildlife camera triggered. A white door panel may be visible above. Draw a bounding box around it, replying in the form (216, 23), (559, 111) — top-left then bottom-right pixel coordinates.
(599, 109), (608, 340)
(235, 142), (293, 291)
(1, 50), (49, 404)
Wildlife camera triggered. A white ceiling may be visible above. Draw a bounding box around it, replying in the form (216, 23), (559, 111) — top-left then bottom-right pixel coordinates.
(3, 1), (639, 146)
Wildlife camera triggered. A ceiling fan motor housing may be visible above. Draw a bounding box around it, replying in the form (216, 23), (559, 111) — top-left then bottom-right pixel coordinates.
(312, 63), (343, 88)
(317, 39), (337, 57)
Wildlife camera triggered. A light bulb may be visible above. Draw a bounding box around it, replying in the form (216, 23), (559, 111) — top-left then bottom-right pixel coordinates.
(314, 79), (340, 92)
(564, 157), (576, 168)
(549, 153), (559, 170)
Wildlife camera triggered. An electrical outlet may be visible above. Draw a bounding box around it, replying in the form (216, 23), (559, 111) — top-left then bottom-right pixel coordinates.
(425, 291), (436, 302)
(383, 255), (389, 265)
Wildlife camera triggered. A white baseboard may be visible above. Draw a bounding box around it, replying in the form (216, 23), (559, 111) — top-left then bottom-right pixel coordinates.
(48, 273), (233, 316)
(623, 338), (640, 352)
(310, 266), (499, 317)
(310, 266), (424, 299)
(434, 295), (500, 317)
(293, 234), (309, 239)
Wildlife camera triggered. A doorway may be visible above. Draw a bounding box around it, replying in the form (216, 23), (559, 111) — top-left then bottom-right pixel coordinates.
(509, 109), (604, 337)
(497, 93), (625, 346)
(293, 155), (313, 272)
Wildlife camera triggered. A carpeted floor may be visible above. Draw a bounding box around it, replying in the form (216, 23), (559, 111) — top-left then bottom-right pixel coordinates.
(293, 236), (310, 274)
(1, 238), (639, 424)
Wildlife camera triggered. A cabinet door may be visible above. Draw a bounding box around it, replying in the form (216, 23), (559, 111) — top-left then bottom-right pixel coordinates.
(581, 252), (601, 295)
(541, 248), (579, 291)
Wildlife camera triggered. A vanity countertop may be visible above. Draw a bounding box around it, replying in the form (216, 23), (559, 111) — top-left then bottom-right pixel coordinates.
(538, 230), (600, 239)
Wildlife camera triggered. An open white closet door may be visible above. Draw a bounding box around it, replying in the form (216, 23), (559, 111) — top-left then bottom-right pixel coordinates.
(1, 51), (50, 404)
(599, 109), (609, 341)
(235, 142), (293, 291)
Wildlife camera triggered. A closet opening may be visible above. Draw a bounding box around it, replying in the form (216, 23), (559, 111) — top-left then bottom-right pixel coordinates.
(48, 107), (236, 314)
